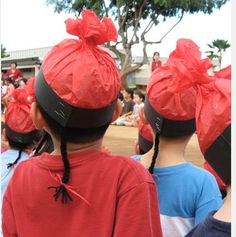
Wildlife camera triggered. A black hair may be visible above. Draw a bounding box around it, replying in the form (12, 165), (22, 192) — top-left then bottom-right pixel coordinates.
(37, 102), (110, 203)
(5, 77), (13, 84)
(125, 88), (134, 99)
(11, 62), (17, 67)
(118, 92), (124, 101)
(152, 52), (160, 61)
(33, 132), (54, 156)
(148, 133), (160, 174)
(1, 121), (6, 131)
(6, 136), (32, 169)
(134, 90), (145, 102)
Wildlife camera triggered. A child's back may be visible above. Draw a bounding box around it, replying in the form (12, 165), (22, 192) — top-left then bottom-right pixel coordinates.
(135, 39), (222, 237)
(4, 149), (161, 236)
(2, 10), (163, 237)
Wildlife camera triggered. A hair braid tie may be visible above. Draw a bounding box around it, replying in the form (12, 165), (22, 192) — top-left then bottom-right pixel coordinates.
(48, 129), (72, 204)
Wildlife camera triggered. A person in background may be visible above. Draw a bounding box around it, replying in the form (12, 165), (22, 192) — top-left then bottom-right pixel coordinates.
(112, 88), (135, 125)
(6, 62), (23, 83)
(124, 90), (145, 127)
(1, 87), (40, 198)
(2, 77), (15, 109)
(151, 52), (162, 72)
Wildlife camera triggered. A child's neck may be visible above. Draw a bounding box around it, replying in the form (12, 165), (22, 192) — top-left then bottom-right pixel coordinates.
(140, 141), (186, 168)
(51, 138), (103, 155)
(214, 187), (231, 222)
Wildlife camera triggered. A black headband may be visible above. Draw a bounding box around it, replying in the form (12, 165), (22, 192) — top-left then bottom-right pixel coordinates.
(5, 124), (38, 145)
(138, 134), (153, 154)
(144, 98), (196, 137)
(204, 124), (231, 185)
(35, 70), (116, 128)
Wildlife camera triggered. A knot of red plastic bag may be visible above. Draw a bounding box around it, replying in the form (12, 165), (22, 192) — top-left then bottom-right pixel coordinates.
(65, 10), (118, 46)
(12, 87), (30, 105)
(166, 39), (213, 93)
(25, 77), (36, 103)
(5, 87), (36, 133)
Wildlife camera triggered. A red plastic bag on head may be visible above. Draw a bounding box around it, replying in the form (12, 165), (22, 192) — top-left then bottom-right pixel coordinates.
(214, 65), (231, 80)
(138, 120), (153, 142)
(65, 10), (117, 45)
(196, 78), (231, 154)
(147, 65), (196, 120)
(167, 39), (213, 93)
(25, 77), (36, 103)
(5, 87), (36, 133)
(40, 9), (121, 109)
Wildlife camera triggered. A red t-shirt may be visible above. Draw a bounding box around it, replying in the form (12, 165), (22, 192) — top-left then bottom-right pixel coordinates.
(2, 149), (163, 237)
(6, 69), (23, 81)
(151, 61), (162, 72)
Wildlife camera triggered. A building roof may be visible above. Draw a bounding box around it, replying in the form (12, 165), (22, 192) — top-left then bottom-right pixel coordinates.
(2, 46), (52, 61)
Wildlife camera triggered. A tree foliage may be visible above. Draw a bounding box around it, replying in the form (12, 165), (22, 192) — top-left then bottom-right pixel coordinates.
(47, 0), (229, 88)
(206, 39), (230, 68)
(1, 44), (9, 58)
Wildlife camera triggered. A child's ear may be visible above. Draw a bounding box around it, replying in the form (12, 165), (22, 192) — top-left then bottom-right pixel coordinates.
(111, 100), (122, 122)
(30, 102), (46, 129)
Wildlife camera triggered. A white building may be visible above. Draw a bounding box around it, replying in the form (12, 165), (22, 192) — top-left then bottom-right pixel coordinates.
(1, 46), (167, 87)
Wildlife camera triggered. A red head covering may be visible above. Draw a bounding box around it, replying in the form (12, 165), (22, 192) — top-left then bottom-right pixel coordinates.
(5, 87), (38, 144)
(25, 77), (36, 100)
(35, 10), (121, 128)
(145, 39), (210, 136)
(137, 120), (153, 154)
(214, 65), (231, 80)
(167, 41), (231, 184)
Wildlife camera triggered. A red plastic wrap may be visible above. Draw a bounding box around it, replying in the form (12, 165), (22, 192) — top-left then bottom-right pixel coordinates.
(139, 120), (153, 142)
(5, 87), (36, 133)
(40, 9), (121, 109)
(214, 65), (231, 80)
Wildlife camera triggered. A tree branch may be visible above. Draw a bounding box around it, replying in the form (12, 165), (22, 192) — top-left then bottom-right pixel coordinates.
(101, 0), (109, 17)
(129, 0), (147, 46)
(144, 10), (185, 45)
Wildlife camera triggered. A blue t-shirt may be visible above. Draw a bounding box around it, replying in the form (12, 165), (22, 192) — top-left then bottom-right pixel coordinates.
(1, 149), (29, 198)
(184, 211), (231, 237)
(132, 155), (222, 237)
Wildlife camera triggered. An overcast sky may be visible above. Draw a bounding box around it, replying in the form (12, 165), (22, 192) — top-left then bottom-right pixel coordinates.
(1, 0), (231, 67)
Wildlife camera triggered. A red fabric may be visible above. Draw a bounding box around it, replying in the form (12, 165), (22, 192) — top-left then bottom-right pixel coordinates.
(25, 77), (36, 103)
(5, 87), (36, 133)
(167, 39), (213, 94)
(6, 68), (23, 81)
(2, 150), (163, 237)
(151, 60), (162, 72)
(147, 64), (196, 121)
(203, 161), (226, 191)
(40, 10), (121, 109)
(196, 79), (231, 154)
(214, 65), (231, 80)
(139, 120), (153, 142)
(164, 40), (231, 155)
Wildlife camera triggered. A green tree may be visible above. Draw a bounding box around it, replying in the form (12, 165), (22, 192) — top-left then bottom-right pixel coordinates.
(206, 39), (230, 68)
(47, 0), (229, 88)
(1, 44), (10, 58)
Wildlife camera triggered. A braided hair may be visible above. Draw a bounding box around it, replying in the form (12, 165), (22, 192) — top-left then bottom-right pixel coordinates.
(33, 132), (54, 156)
(48, 129), (72, 204)
(7, 150), (23, 168)
(148, 133), (160, 174)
